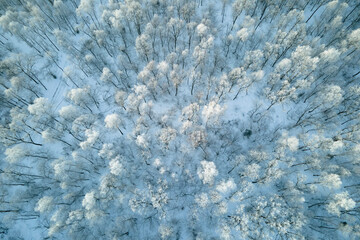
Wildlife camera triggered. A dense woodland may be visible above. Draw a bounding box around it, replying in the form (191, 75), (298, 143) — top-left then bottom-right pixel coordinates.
(0, 0), (360, 239)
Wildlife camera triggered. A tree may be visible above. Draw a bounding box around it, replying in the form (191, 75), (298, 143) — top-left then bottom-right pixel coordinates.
(197, 161), (218, 185)
(166, 18), (185, 51)
(202, 100), (226, 126)
(136, 34), (153, 62)
(326, 192), (356, 216)
(67, 86), (99, 113)
(104, 113), (124, 135)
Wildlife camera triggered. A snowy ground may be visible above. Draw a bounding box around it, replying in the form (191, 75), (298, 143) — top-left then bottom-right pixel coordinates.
(1, 0), (360, 239)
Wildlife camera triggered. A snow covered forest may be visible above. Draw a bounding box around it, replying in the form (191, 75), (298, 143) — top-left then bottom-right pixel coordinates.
(0, 0), (360, 239)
